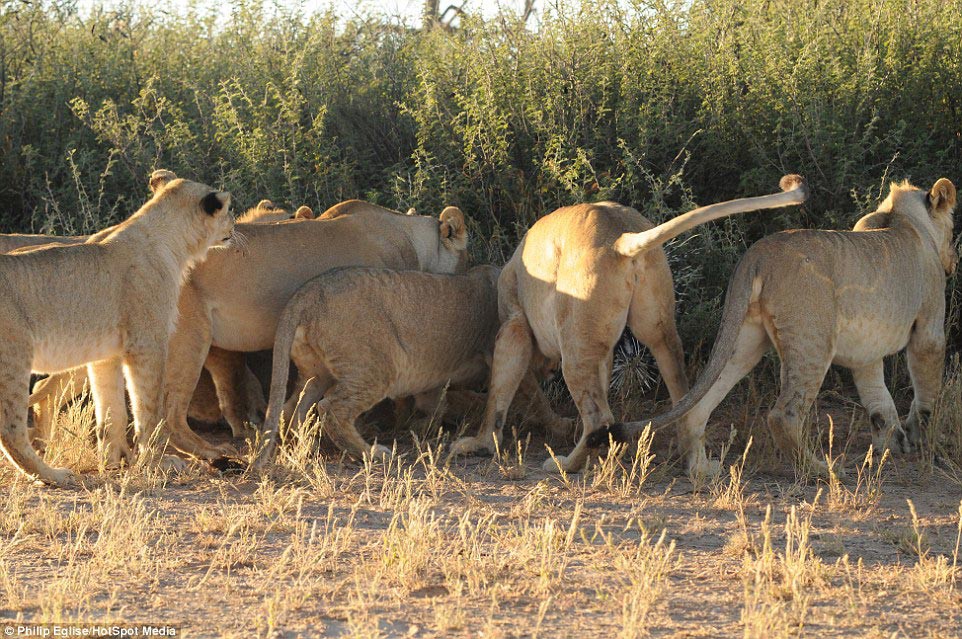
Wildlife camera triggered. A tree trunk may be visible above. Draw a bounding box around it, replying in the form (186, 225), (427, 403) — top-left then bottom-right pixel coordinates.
(422, 0), (440, 26)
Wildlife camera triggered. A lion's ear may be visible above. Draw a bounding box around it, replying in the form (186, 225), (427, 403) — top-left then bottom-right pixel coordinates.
(201, 191), (227, 215)
(149, 169), (177, 193)
(257, 199), (276, 211)
(294, 205), (315, 220)
(928, 178), (956, 214)
(439, 206), (468, 251)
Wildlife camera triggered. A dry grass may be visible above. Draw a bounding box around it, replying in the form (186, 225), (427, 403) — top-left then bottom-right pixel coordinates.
(1, 386), (962, 638)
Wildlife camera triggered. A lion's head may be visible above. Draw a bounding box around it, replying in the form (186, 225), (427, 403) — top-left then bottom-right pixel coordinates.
(148, 169), (235, 259)
(873, 178), (957, 276)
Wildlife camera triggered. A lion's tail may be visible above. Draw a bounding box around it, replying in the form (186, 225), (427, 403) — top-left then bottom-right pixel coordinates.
(613, 175), (808, 257)
(586, 255), (761, 448)
(253, 298), (306, 468)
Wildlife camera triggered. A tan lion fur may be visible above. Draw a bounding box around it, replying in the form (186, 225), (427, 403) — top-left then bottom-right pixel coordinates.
(589, 178), (956, 480)
(255, 266), (507, 464)
(154, 199), (472, 461)
(28, 199), (318, 445)
(449, 176), (809, 473)
(0, 172), (233, 485)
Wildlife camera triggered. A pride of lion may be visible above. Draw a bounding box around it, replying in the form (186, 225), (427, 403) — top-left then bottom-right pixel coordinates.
(1, 166), (957, 489)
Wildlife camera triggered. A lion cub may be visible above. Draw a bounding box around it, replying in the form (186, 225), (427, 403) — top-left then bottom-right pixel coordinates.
(254, 265), (502, 465)
(589, 178), (956, 478)
(0, 172), (234, 486)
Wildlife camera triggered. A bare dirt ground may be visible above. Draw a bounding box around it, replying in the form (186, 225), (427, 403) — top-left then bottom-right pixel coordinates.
(1, 388), (961, 639)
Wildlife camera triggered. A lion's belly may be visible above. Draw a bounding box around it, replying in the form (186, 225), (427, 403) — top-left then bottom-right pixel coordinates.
(32, 332), (122, 374)
(388, 353), (487, 398)
(832, 314), (913, 369)
(210, 305), (280, 352)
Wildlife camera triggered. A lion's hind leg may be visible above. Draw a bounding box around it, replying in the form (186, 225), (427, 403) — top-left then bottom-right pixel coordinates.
(676, 320), (770, 481)
(627, 249), (690, 403)
(450, 313), (534, 459)
(269, 373), (331, 455)
(542, 339), (619, 474)
(316, 380), (393, 462)
(767, 343), (834, 477)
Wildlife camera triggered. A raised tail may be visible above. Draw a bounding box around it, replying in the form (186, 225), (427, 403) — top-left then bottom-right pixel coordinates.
(613, 174), (808, 257)
(587, 255), (762, 449)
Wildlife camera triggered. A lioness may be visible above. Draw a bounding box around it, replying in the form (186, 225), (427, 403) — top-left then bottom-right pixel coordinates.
(449, 176), (810, 474)
(25, 198), (316, 456)
(587, 178), (956, 478)
(0, 174), (234, 485)
(150, 199), (473, 462)
(254, 265), (503, 465)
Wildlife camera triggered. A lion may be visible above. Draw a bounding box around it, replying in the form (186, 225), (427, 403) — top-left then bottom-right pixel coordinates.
(586, 177), (956, 479)
(24, 197), (316, 454)
(449, 175), (810, 473)
(130, 198), (474, 462)
(253, 265), (510, 464)
(0, 171), (234, 485)
(237, 200), (315, 223)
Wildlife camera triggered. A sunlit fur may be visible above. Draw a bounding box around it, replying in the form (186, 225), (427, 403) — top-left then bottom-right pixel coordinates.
(0, 170), (233, 484)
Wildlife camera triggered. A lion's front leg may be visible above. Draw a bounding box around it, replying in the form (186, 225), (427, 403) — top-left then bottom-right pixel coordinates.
(851, 360), (909, 456)
(123, 341), (171, 468)
(162, 286), (234, 460)
(88, 358), (132, 467)
(29, 368), (86, 454)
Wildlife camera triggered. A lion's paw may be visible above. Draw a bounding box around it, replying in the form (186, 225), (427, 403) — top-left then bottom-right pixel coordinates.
(449, 436), (496, 459)
(43, 467), (80, 489)
(230, 420), (260, 440)
(158, 455), (189, 474)
(542, 454), (570, 473)
(687, 457), (721, 484)
(367, 444), (393, 462)
(214, 441), (239, 457)
(105, 443), (135, 469)
(547, 417), (578, 440)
